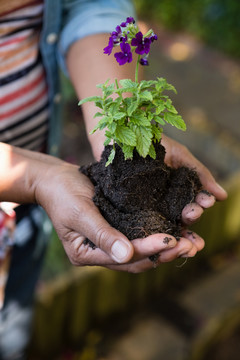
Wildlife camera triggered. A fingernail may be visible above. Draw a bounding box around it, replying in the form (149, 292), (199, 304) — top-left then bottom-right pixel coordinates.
(111, 240), (129, 263)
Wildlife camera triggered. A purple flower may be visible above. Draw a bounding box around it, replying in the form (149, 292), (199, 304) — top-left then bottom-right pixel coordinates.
(111, 25), (122, 43)
(140, 57), (149, 66)
(120, 16), (135, 27)
(114, 42), (133, 65)
(131, 32), (151, 55)
(126, 16), (135, 24)
(103, 36), (114, 55)
(150, 34), (158, 42)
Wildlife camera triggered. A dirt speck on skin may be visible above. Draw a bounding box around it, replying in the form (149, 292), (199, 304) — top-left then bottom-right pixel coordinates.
(163, 237), (172, 245)
(81, 142), (202, 244)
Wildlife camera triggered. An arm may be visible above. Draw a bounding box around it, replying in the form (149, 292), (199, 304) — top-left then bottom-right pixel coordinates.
(67, 33), (139, 160)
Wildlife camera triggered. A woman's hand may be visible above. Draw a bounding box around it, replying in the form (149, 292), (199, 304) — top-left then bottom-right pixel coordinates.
(34, 161), (206, 273)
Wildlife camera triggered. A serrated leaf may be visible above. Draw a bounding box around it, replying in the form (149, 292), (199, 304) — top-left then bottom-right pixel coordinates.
(130, 113), (150, 127)
(155, 78), (167, 92)
(108, 122), (117, 133)
(119, 79), (137, 89)
(105, 147), (116, 166)
(139, 90), (153, 102)
(165, 99), (178, 114)
(112, 112), (127, 120)
(156, 78), (177, 94)
(135, 126), (152, 157)
(151, 124), (163, 141)
(127, 101), (139, 116)
(148, 143), (156, 159)
(115, 126), (136, 146)
(154, 102), (165, 114)
(78, 96), (102, 106)
(95, 100), (103, 109)
(104, 83), (115, 97)
(139, 79), (156, 90)
(105, 130), (113, 138)
(154, 115), (165, 125)
(104, 137), (112, 146)
(164, 112), (186, 130)
(93, 112), (103, 118)
(96, 79), (110, 89)
(148, 112), (154, 121)
(122, 144), (134, 160)
(89, 117), (108, 134)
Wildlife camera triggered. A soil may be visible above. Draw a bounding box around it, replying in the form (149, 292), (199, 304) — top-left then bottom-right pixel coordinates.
(80, 142), (202, 247)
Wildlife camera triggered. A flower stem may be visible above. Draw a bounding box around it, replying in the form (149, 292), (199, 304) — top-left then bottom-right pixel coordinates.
(135, 55), (140, 83)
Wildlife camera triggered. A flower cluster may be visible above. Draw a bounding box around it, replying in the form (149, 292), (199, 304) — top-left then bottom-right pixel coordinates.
(103, 17), (157, 66)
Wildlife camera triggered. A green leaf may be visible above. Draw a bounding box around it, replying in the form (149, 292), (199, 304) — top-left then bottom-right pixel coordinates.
(130, 113), (150, 127)
(115, 125), (136, 146)
(154, 102), (165, 115)
(135, 126), (152, 157)
(165, 99), (178, 114)
(95, 100), (103, 109)
(148, 143), (156, 159)
(156, 77), (177, 93)
(104, 137), (112, 146)
(122, 144), (134, 160)
(139, 90), (153, 102)
(96, 78), (110, 89)
(104, 83), (115, 97)
(112, 112), (126, 121)
(93, 112), (103, 118)
(139, 79), (156, 90)
(78, 96), (102, 106)
(105, 130), (113, 139)
(154, 116), (165, 125)
(119, 79), (138, 89)
(89, 116), (108, 134)
(164, 112), (186, 131)
(106, 147), (116, 166)
(108, 122), (117, 133)
(151, 124), (163, 141)
(127, 101), (139, 116)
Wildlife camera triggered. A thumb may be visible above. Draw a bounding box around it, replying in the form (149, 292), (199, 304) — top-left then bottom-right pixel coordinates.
(78, 202), (134, 263)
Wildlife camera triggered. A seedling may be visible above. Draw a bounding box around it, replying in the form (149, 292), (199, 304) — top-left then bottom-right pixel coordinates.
(79, 17), (186, 165)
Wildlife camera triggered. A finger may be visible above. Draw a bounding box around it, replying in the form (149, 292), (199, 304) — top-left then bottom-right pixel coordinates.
(73, 199), (134, 264)
(107, 257), (155, 273)
(194, 163), (228, 201)
(130, 233), (177, 261)
(65, 234), (157, 273)
(158, 237), (197, 263)
(182, 202), (203, 225)
(181, 229), (205, 251)
(162, 136), (228, 201)
(195, 191), (216, 208)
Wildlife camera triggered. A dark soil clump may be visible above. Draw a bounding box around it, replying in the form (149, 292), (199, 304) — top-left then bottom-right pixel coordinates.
(81, 142), (202, 243)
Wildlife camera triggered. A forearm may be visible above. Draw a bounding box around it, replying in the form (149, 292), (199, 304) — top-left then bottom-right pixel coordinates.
(0, 142), (64, 204)
(66, 33), (140, 160)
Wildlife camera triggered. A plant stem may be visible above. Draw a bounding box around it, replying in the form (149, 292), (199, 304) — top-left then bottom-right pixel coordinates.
(135, 55), (140, 83)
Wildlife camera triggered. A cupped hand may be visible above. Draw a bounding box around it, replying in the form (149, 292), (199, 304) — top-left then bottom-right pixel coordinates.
(33, 162), (205, 273)
(161, 135), (227, 226)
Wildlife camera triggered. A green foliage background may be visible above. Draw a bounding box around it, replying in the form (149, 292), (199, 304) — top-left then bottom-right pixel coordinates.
(134, 0), (240, 58)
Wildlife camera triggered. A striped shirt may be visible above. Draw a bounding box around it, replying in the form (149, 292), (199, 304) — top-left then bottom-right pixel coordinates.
(0, 0), (49, 152)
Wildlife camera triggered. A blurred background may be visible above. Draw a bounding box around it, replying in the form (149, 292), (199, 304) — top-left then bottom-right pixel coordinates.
(28, 1), (240, 359)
